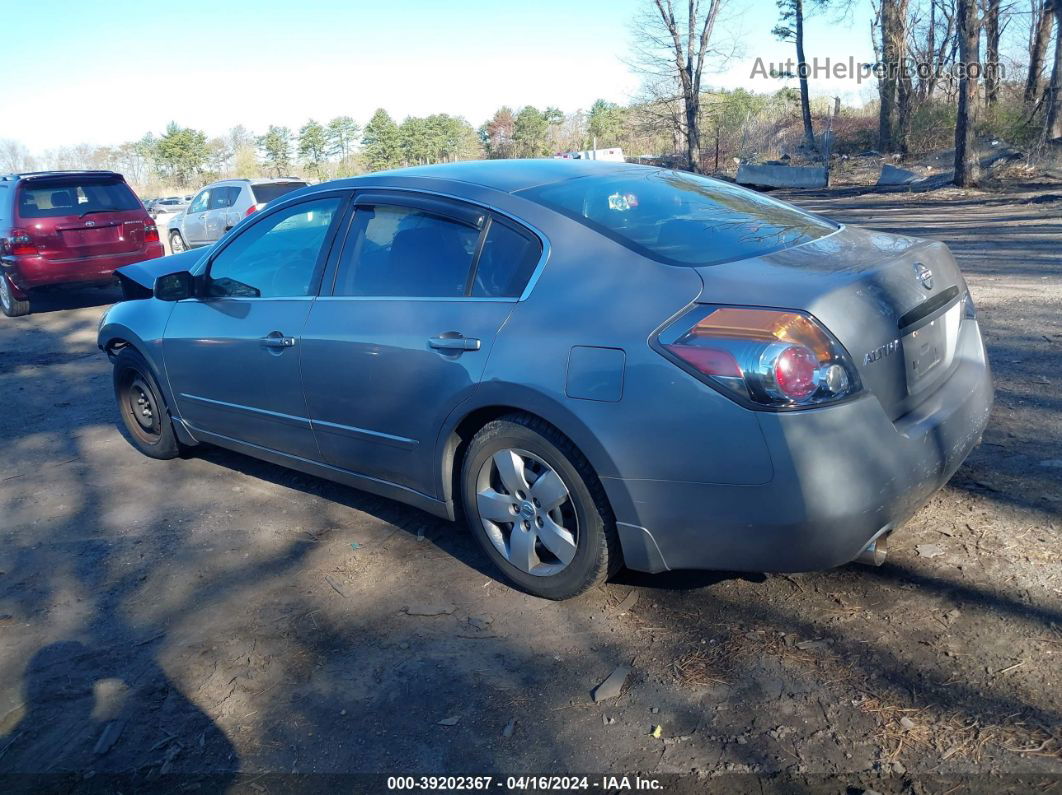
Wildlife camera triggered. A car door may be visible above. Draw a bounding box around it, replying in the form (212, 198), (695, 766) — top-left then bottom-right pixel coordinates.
(182, 188), (211, 246)
(163, 193), (349, 459)
(300, 192), (544, 496)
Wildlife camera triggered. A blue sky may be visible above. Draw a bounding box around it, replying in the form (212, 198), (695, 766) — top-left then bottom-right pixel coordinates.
(8, 0), (883, 151)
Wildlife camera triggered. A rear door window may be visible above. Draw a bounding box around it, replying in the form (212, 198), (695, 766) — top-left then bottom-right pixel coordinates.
(518, 169), (837, 266)
(17, 178), (140, 219)
(471, 219), (541, 298)
(209, 187), (239, 210)
(250, 182), (309, 205)
(333, 204), (480, 298)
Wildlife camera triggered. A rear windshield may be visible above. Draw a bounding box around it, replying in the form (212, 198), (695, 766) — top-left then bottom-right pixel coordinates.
(250, 182), (308, 205)
(517, 170), (837, 266)
(17, 178), (141, 219)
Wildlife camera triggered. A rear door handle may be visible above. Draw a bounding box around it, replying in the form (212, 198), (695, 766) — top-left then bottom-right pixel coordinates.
(261, 333), (296, 348)
(429, 335), (481, 351)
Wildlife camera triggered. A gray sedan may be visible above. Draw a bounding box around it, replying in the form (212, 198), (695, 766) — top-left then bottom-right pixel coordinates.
(98, 160), (993, 599)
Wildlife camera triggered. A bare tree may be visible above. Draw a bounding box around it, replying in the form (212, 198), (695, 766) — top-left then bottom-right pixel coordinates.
(1048, 0), (1062, 137)
(0, 140), (35, 173)
(1025, 0), (1055, 103)
(773, 0), (818, 150)
(907, 0), (955, 102)
(878, 0), (902, 151)
(0, 139), (37, 174)
(954, 0), (980, 186)
(632, 0), (727, 172)
(984, 0), (1001, 106)
(894, 0), (913, 155)
(928, 0), (958, 100)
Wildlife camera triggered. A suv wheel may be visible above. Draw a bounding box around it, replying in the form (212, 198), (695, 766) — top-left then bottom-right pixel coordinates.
(113, 347), (181, 459)
(0, 274), (30, 317)
(169, 230), (187, 253)
(460, 414), (621, 600)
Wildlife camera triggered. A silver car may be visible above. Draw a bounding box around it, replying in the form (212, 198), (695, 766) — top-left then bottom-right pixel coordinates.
(99, 160), (993, 600)
(168, 178), (308, 252)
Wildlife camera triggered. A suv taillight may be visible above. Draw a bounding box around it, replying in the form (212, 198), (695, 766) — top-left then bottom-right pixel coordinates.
(4, 228), (38, 257)
(656, 306), (862, 409)
(144, 222), (159, 243)
(245, 204), (258, 217)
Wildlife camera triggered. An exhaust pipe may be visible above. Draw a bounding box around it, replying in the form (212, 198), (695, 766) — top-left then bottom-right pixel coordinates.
(855, 537), (888, 566)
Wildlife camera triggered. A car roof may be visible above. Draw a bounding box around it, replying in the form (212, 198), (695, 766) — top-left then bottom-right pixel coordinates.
(348, 159), (656, 194)
(205, 178), (306, 187)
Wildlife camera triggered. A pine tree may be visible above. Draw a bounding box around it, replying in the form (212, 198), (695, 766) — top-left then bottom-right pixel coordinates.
(258, 126), (293, 177)
(298, 119), (329, 179)
(362, 109), (402, 172)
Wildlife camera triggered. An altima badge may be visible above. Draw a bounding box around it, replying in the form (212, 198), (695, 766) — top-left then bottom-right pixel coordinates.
(914, 262), (934, 290)
(864, 339), (900, 365)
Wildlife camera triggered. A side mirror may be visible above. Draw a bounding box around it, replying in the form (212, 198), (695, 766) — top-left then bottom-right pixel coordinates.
(154, 271), (195, 301)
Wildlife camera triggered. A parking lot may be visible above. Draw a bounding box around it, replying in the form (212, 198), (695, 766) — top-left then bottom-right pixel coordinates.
(0, 186), (1059, 789)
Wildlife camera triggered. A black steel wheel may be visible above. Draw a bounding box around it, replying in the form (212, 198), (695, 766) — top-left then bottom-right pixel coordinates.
(113, 348), (181, 459)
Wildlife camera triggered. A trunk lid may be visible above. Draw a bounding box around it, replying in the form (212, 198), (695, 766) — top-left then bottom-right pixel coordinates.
(46, 214), (146, 259)
(694, 224), (967, 420)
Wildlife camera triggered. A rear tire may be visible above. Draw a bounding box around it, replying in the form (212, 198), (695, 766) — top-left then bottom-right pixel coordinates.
(169, 230), (187, 253)
(0, 275), (30, 317)
(113, 347), (181, 460)
(460, 414), (620, 600)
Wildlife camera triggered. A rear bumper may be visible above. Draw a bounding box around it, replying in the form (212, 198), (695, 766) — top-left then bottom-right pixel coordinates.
(3, 244), (165, 292)
(605, 320), (993, 573)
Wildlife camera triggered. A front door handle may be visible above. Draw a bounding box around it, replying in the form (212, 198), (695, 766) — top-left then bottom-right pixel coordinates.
(261, 332), (296, 349)
(429, 334), (481, 351)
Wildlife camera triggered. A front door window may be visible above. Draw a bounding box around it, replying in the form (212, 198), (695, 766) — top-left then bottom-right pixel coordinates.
(207, 197), (343, 298)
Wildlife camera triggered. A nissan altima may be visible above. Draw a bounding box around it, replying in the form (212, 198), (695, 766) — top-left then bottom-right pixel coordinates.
(98, 160), (993, 599)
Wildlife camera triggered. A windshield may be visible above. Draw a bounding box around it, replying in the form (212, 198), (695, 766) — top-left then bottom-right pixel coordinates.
(518, 170), (837, 266)
(17, 178), (141, 219)
(250, 182), (308, 205)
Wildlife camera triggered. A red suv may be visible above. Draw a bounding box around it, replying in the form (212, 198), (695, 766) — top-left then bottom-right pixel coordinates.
(0, 170), (164, 316)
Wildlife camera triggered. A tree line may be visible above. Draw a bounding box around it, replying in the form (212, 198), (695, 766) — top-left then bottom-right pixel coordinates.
(0, 101), (643, 191)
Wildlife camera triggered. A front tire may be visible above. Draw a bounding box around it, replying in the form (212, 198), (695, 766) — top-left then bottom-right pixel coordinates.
(460, 414), (620, 600)
(169, 230), (187, 253)
(113, 347), (181, 459)
(0, 274), (30, 317)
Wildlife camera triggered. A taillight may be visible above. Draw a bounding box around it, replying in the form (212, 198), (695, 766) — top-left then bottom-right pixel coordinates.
(657, 306), (861, 408)
(4, 228), (38, 257)
(144, 222), (160, 243)
(245, 204), (258, 217)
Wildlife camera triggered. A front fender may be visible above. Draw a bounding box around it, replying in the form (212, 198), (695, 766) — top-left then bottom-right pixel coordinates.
(97, 298), (178, 419)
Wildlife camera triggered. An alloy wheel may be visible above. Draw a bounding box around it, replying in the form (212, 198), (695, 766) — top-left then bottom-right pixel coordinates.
(475, 448), (579, 576)
(0, 277), (10, 312)
(170, 232), (185, 253)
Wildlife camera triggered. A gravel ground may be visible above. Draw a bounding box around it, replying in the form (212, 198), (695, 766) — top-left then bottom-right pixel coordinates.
(0, 185), (1059, 793)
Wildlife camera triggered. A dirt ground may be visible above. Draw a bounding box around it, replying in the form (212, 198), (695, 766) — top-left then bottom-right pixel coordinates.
(0, 185), (1059, 793)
